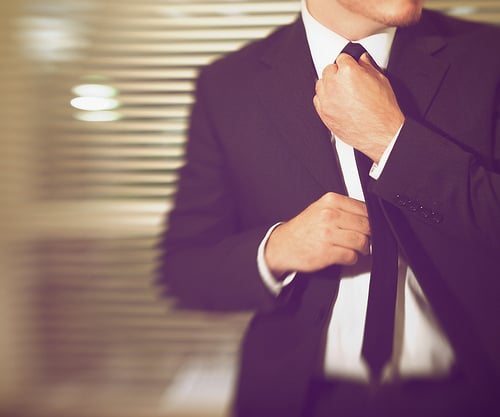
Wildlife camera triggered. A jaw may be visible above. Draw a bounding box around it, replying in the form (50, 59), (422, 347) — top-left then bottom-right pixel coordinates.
(307, 0), (424, 40)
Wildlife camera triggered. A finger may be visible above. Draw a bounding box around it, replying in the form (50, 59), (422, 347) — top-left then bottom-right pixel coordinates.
(336, 210), (371, 236)
(326, 229), (370, 257)
(341, 197), (369, 218)
(319, 192), (368, 217)
(359, 52), (372, 66)
(335, 53), (357, 67)
(319, 207), (370, 238)
(359, 52), (383, 75)
(316, 204), (370, 237)
(328, 247), (359, 266)
(321, 62), (338, 78)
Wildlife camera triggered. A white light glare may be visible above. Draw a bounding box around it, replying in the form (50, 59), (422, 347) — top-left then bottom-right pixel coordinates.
(75, 111), (121, 122)
(71, 96), (119, 111)
(71, 83), (121, 121)
(72, 84), (117, 98)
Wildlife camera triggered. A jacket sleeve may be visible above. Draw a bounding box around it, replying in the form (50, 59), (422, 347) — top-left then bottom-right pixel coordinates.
(369, 88), (500, 377)
(157, 71), (279, 312)
(371, 100), (500, 255)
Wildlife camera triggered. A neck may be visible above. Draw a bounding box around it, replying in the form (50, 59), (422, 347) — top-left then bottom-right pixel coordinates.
(306, 0), (387, 40)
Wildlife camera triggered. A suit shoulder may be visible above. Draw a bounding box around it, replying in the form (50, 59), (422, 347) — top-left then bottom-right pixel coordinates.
(421, 9), (500, 64)
(423, 9), (500, 41)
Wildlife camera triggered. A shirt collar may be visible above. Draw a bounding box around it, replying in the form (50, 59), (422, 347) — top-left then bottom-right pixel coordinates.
(301, 0), (396, 77)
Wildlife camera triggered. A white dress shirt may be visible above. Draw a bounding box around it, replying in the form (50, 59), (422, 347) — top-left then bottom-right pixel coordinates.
(257, 0), (455, 383)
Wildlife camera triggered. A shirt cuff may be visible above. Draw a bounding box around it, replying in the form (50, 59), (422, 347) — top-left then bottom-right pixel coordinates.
(369, 122), (404, 180)
(257, 223), (297, 296)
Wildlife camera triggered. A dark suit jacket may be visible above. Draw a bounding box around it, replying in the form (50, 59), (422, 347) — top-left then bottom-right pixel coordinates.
(160, 9), (500, 417)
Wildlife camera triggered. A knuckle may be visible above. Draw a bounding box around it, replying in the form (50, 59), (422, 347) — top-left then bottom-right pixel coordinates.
(342, 249), (358, 265)
(339, 61), (353, 74)
(323, 192), (340, 205)
(359, 235), (369, 250)
(322, 64), (336, 77)
(346, 231), (356, 246)
(337, 54), (348, 64)
(318, 226), (331, 242)
(348, 231), (365, 249)
(361, 217), (371, 233)
(318, 207), (330, 221)
(318, 207), (340, 224)
(352, 210), (368, 230)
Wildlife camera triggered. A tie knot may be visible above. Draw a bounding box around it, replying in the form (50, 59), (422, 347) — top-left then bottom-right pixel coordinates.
(340, 42), (367, 61)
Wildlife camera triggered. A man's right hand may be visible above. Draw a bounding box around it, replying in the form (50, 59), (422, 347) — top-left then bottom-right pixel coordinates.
(264, 192), (371, 278)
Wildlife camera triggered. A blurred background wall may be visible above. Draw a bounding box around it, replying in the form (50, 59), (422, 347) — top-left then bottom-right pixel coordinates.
(0, 1), (498, 416)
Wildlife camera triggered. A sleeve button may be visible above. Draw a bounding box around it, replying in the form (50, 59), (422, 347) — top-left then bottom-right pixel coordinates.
(431, 211), (443, 223)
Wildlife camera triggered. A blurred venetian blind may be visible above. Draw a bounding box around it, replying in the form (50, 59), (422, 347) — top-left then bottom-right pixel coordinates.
(2, 1), (499, 417)
(22, 0), (500, 203)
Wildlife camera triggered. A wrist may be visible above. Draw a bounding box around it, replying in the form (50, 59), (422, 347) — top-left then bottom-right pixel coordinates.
(367, 114), (405, 163)
(264, 225), (290, 280)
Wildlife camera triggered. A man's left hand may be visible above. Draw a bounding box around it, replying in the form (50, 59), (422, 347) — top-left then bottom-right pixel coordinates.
(313, 52), (404, 163)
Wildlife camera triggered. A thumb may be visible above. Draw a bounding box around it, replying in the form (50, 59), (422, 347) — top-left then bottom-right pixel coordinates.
(359, 52), (382, 73)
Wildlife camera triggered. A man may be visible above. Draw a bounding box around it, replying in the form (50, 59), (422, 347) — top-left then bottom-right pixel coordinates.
(160, 0), (500, 416)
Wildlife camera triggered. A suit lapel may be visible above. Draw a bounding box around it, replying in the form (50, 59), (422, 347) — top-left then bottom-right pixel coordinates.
(253, 18), (346, 195)
(251, 14), (450, 194)
(387, 13), (449, 119)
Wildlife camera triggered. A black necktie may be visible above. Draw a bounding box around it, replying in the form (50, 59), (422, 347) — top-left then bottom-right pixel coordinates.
(338, 43), (399, 381)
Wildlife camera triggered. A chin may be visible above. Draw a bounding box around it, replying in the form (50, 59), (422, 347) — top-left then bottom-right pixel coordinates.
(382, 1), (424, 27)
(386, 9), (423, 27)
(338, 0), (424, 31)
